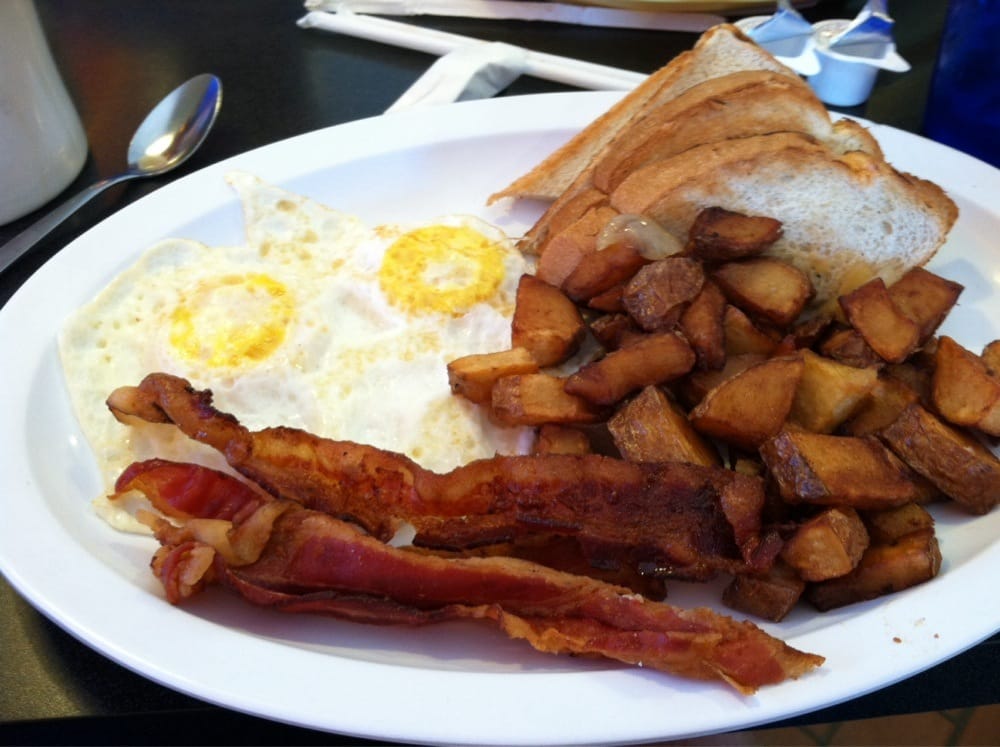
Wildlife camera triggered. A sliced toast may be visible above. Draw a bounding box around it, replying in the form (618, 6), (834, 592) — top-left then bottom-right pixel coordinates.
(519, 68), (878, 257)
(592, 70), (879, 193)
(498, 23), (957, 313)
(488, 24), (796, 206)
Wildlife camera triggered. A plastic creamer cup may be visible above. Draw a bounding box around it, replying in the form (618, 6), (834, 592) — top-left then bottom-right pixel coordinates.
(735, 12), (820, 77)
(807, 18), (910, 107)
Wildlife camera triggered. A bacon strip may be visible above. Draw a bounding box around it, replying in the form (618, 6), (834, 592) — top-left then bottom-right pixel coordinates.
(412, 455), (777, 579)
(107, 374), (777, 580)
(119, 461), (822, 693)
(116, 458), (267, 522)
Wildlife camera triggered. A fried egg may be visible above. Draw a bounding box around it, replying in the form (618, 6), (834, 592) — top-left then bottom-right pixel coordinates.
(60, 172), (535, 530)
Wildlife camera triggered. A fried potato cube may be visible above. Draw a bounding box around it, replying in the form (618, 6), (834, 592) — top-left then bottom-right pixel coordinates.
(589, 313), (643, 351)
(842, 394), (943, 504)
(887, 267), (963, 344)
(564, 332), (696, 406)
(491, 373), (603, 426)
(884, 354), (935, 406)
(840, 375), (921, 437)
(527, 187), (607, 256)
(587, 284), (626, 313)
(447, 347), (539, 405)
(760, 430), (928, 509)
(712, 257), (813, 328)
(622, 257), (705, 332)
(781, 507), (870, 582)
(535, 204), (619, 287)
(862, 503), (935, 545)
(878, 403), (1000, 515)
(680, 281), (727, 370)
(790, 350), (879, 433)
(677, 352), (767, 408)
(982, 340), (1000, 375)
(688, 355), (804, 451)
(533, 424), (591, 456)
(806, 528), (941, 612)
(722, 562), (805, 622)
(819, 327), (884, 369)
(561, 242), (649, 303)
(723, 305), (779, 356)
(608, 385), (719, 466)
(686, 207), (783, 263)
(784, 313), (835, 352)
(510, 274), (587, 368)
(932, 335), (1000, 436)
(839, 278), (920, 363)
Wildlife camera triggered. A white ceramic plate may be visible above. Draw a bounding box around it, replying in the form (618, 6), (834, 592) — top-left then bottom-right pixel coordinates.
(1, 92), (998, 746)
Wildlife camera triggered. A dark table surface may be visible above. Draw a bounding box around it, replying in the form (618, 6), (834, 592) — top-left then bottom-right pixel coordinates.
(2, 1), (998, 744)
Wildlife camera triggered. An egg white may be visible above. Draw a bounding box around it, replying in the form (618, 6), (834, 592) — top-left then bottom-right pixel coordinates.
(60, 171), (535, 531)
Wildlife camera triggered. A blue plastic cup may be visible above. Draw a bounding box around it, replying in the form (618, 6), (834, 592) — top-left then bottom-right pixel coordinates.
(923, 0), (1000, 168)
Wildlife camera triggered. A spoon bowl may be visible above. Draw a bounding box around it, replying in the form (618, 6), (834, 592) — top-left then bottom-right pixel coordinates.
(0, 73), (222, 275)
(127, 73), (221, 177)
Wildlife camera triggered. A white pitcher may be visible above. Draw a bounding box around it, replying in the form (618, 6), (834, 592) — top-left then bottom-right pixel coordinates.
(0, 0), (87, 225)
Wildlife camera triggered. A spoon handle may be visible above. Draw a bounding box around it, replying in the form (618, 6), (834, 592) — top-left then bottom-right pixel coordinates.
(0, 172), (133, 276)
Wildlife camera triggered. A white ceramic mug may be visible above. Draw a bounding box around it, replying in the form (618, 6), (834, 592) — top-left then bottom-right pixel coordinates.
(0, 0), (87, 225)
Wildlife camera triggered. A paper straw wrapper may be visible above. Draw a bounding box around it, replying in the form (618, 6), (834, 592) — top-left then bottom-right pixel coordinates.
(298, 9), (648, 90)
(306, 0), (724, 32)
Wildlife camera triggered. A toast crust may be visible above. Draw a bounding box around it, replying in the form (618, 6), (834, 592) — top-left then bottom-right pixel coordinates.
(488, 24), (794, 205)
(592, 71), (836, 193)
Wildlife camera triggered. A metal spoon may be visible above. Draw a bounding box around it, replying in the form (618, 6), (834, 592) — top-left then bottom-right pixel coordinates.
(0, 73), (222, 275)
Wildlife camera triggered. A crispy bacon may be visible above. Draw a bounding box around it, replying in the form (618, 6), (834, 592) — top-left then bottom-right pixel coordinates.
(423, 536), (668, 598)
(107, 374), (778, 581)
(123, 460), (291, 567)
(412, 455), (780, 580)
(120, 461), (822, 693)
(116, 458), (267, 522)
(109, 376), (423, 540)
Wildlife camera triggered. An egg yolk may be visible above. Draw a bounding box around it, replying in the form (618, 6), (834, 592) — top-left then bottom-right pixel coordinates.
(169, 273), (293, 368)
(378, 225), (505, 316)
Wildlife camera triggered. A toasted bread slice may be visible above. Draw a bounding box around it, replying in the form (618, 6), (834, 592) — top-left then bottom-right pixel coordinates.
(593, 70), (852, 193)
(488, 25), (795, 206)
(609, 132), (958, 310)
(830, 118), (883, 160)
(518, 71), (880, 257)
